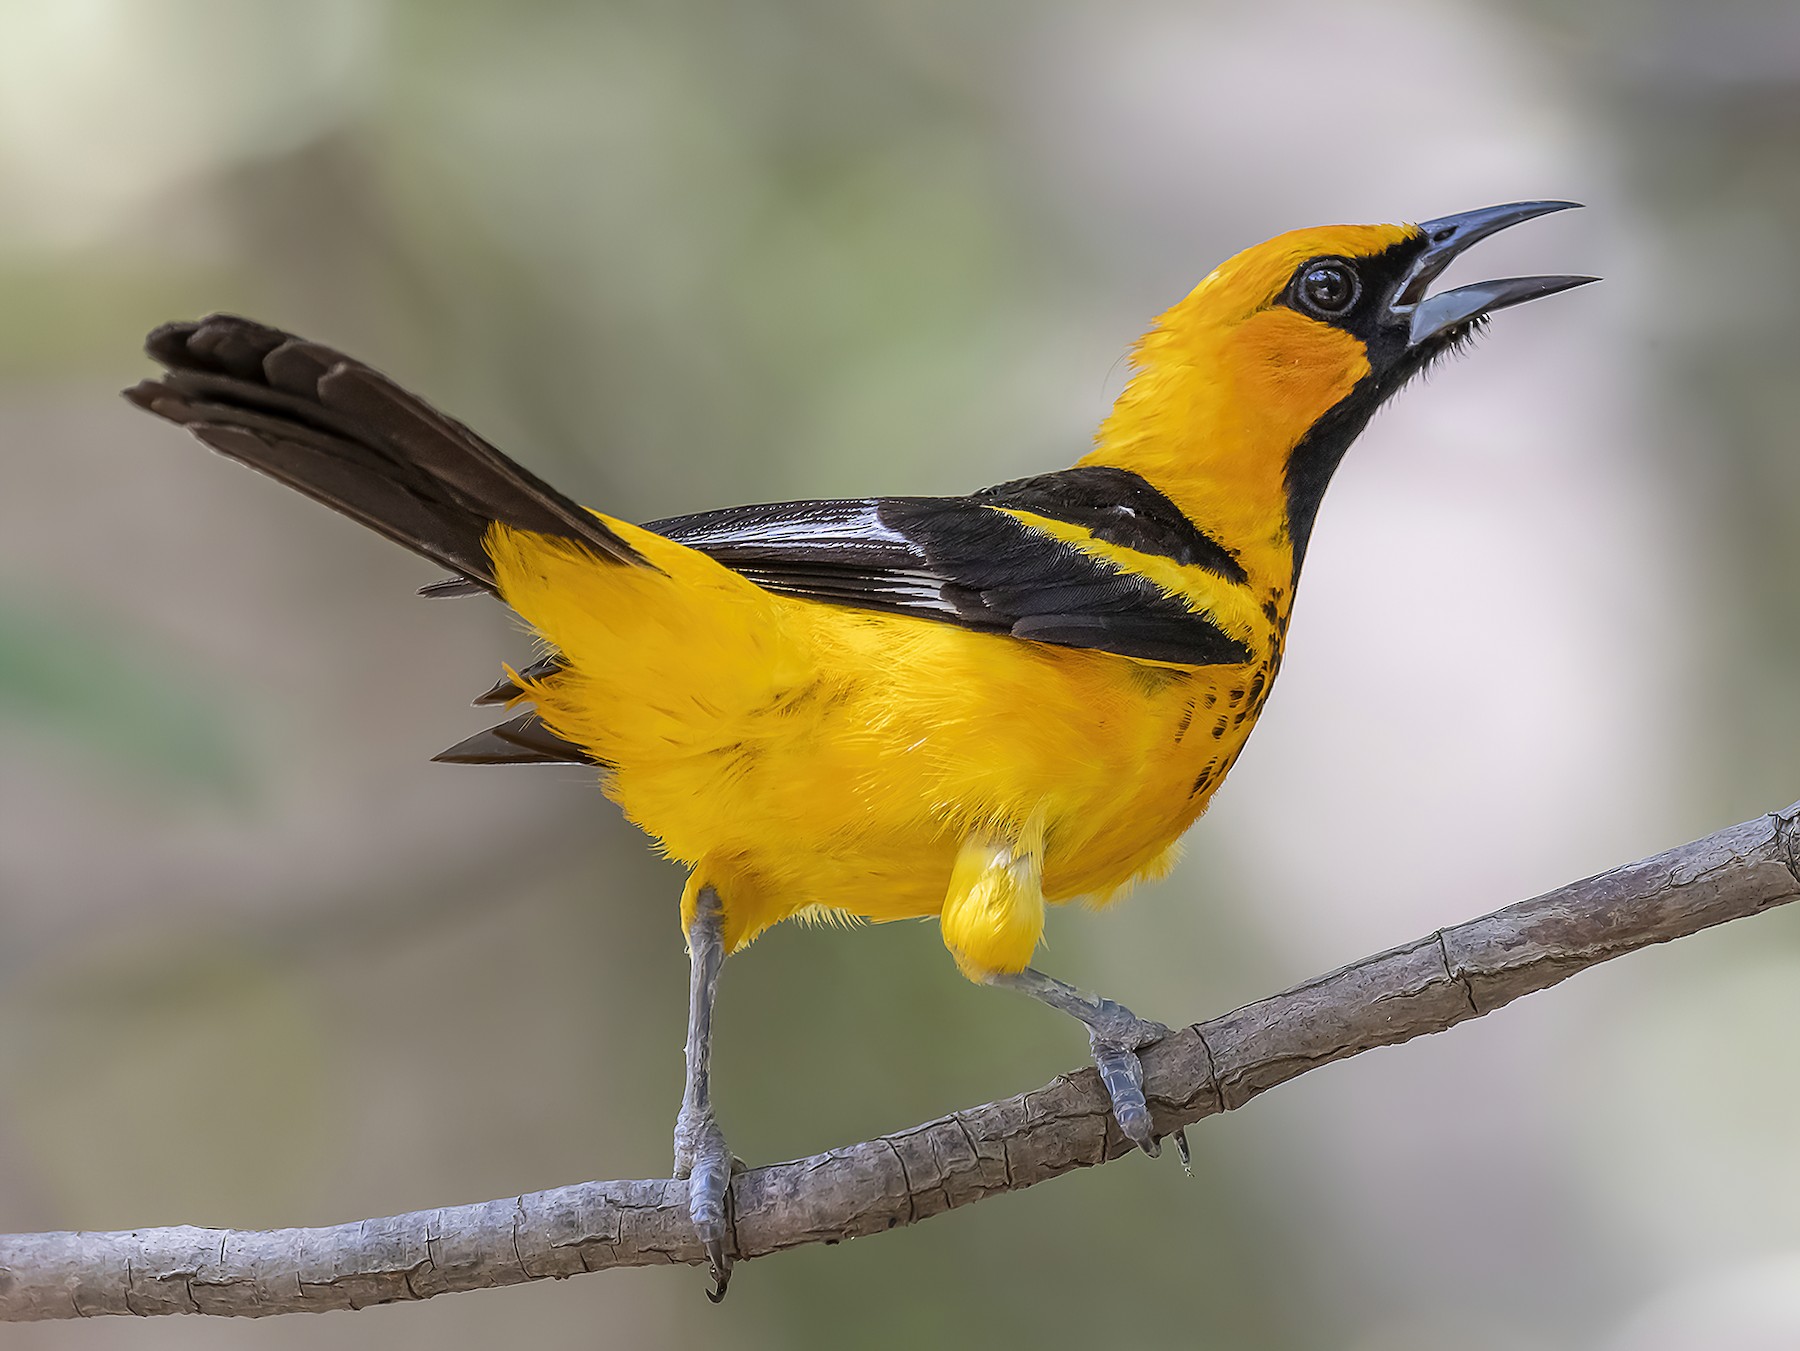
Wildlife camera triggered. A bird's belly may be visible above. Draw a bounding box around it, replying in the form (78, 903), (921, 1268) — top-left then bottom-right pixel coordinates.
(605, 623), (1275, 938)
(1039, 669), (1266, 903)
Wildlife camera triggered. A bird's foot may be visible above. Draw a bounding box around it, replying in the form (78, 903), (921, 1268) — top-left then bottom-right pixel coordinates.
(1083, 998), (1172, 1157)
(673, 1105), (739, 1302)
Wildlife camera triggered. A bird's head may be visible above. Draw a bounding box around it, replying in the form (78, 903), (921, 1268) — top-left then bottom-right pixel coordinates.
(1092, 201), (1595, 574)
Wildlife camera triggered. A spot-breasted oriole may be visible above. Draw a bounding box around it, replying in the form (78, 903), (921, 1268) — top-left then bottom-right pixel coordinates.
(128, 200), (1593, 1298)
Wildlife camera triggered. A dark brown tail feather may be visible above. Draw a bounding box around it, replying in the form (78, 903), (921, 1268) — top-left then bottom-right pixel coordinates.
(419, 576), (487, 598)
(125, 314), (647, 590)
(470, 654), (567, 707)
(432, 711), (600, 766)
(127, 314), (630, 766)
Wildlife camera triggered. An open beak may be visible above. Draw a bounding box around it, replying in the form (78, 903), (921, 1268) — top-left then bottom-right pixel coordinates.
(1394, 200), (1598, 347)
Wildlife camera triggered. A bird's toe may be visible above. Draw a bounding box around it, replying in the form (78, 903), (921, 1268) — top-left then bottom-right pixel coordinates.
(674, 1107), (736, 1299)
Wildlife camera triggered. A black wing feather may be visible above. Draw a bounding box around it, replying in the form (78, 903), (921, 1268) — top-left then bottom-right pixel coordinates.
(650, 467), (1253, 667)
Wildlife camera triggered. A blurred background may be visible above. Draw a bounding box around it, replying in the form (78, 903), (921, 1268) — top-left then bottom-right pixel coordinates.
(3, 1), (1799, 1347)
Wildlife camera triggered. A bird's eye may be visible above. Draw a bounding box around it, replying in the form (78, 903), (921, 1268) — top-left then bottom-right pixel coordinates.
(1294, 259), (1361, 318)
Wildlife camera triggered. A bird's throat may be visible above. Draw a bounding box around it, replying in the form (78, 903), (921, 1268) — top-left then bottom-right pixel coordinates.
(1083, 318), (1369, 593)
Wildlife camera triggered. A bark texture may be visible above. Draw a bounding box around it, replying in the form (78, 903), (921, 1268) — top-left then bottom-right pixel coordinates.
(5, 802), (1797, 1321)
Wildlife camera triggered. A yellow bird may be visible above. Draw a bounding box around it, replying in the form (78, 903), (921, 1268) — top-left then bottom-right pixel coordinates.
(128, 201), (1593, 1298)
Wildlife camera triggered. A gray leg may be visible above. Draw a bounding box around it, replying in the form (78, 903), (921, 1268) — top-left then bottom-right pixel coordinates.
(672, 885), (735, 1302)
(989, 967), (1182, 1161)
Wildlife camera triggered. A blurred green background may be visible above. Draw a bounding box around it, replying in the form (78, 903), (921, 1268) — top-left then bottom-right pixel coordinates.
(4, 1), (1800, 1348)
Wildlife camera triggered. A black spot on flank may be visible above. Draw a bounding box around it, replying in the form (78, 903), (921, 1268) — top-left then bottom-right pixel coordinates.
(1248, 669), (1266, 706)
(1210, 715), (1228, 740)
(1202, 690), (1217, 709)
(1174, 700), (1196, 744)
(776, 680), (826, 715)
(1190, 757), (1219, 798)
(1226, 687), (1244, 704)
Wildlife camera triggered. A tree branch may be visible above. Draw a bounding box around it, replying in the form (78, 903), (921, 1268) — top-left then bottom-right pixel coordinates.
(5, 801), (1798, 1321)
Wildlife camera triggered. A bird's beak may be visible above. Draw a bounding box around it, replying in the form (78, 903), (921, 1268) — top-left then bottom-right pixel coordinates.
(1394, 200), (1598, 347)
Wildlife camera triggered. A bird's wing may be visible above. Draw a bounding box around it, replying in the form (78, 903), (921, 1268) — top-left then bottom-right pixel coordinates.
(647, 465), (1256, 667)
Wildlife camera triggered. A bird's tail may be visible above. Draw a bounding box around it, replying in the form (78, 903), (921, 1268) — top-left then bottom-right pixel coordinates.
(126, 313), (646, 766)
(127, 314), (646, 586)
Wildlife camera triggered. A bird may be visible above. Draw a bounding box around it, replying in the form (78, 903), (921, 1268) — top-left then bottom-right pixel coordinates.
(126, 200), (1594, 1300)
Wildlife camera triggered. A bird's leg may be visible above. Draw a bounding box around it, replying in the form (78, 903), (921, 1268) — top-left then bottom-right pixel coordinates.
(988, 966), (1174, 1158)
(672, 883), (735, 1302)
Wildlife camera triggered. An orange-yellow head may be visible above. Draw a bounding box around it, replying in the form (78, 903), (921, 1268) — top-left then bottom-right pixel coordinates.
(1089, 201), (1595, 576)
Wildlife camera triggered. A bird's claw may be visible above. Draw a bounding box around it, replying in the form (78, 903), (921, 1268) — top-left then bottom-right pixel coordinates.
(1087, 1006), (1171, 1157)
(703, 1236), (730, 1304)
(674, 1107), (736, 1301)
